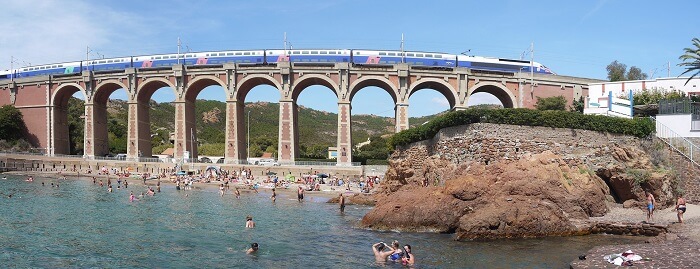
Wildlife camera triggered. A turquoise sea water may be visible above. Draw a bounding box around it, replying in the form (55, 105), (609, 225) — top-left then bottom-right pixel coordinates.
(0, 175), (645, 268)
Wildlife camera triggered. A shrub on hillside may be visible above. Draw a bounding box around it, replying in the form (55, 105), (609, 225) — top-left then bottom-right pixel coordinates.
(388, 108), (655, 149)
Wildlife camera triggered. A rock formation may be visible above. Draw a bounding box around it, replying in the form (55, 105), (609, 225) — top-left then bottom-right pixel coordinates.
(360, 123), (678, 239)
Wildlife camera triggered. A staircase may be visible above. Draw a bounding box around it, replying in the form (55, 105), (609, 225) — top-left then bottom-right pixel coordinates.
(651, 116), (700, 202)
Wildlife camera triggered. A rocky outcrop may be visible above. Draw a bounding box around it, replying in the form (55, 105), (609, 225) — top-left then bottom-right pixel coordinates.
(363, 151), (610, 239)
(361, 123), (677, 240)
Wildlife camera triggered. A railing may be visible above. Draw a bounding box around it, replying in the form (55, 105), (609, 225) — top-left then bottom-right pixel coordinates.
(0, 151), (363, 166)
(651, 116), (700, 166)
(658, 99), (700, 115)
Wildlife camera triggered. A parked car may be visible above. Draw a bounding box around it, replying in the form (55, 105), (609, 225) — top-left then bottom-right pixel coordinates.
(258, 159), (280, 166)
(199, 157), (212, 163)
(115, 154), (127, 160)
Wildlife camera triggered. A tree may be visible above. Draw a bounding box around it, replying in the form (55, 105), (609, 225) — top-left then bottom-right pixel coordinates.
(606, 60), (627, 82)
(0, 105), (26, 141)
(679, 37), (700, 85)
(570, 96), (585, 113)
(535, 96), (566, 111)
(627, 66), (648, 80)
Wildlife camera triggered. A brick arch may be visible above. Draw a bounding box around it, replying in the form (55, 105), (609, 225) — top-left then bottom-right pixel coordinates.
(468, 81), (518, 108)
(236, 74), (282, 101)
(408, 78), (458, 109)
(51, 83), (86, 155)
(136, 77), (177, 103)
(93, 80), (129, 104)
(348, 76), (398, 104)
(184, 75), (227, 101)
(52, 83), (86, 107)
(290, 74), (339, 101)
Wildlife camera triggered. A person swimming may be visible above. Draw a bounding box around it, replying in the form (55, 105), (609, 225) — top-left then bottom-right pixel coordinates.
(245, 215), (255, 228)
(388, 240), (404, 262)
(246, 243), (259, 254)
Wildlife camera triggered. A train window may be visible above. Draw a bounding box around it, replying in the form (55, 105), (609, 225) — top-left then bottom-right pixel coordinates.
(388, 52), (396, 56)
(227, 53), (233, 56)
(155, 56), (162, 60)
(310, 51), (318, 54)
(302, 51), (309, 55)
(244, 52), (251, 55)
(329, 51), (337, 54)
(424, 54), (432, 58)
(320, 51), (327, 54)
(235, 52), (242, 55)
(355, 51), (361, 55)
(379, 52), (386, 56)
(407, 53), (414, 56)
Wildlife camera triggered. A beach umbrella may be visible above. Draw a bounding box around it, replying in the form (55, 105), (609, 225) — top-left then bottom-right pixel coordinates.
(316, 173), (329, 178)
(285, 174), (295, 180)
(176, 171), (187, 175)
(266, 171), (277, 176)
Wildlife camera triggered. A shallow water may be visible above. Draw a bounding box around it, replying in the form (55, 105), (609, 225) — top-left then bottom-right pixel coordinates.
(0, 175), (645, 268)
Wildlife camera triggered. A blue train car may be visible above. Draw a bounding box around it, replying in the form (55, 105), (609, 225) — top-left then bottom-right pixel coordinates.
(265, 49), (350, 64)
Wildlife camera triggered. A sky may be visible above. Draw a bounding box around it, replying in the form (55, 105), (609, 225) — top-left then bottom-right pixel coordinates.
(1, 0), (697, 117)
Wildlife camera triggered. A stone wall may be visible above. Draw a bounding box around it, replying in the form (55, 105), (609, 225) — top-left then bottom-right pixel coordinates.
(393, 123), (643, 177)
(660, 138), (700, 202)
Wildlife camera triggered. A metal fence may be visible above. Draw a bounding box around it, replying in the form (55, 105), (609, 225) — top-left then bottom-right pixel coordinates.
(0, 151), (362, 166)
(651, 116), (700, 166)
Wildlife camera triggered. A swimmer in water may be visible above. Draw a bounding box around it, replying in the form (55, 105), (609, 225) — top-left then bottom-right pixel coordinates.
(401, 244), (415, 266)
(108, 185), (113, 192)
(270, 188), (276, 202)
(129, 192), (137, 202)
(388, 240), (404, 262)
(245, 216), (255, 228)
(246, 243), (259, 254)
(372, 242), (394, 263)
(234, 188), (240, 199)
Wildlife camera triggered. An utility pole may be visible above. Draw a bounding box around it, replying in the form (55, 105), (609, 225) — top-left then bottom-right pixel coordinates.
(10, 56), (14, 81)
(247, 110), (251, 163)
(190, 127), (195, 161)
(284, 32), (288, 55)
(530, 42), (534, 93)
(177, 37), (181, 65)
(401, 33), (405, 63)
(668, 61), (670, 78)
(86, 46), (90, 71)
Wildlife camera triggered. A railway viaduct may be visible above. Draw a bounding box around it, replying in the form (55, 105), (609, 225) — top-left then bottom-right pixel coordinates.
(0, 62), (599, 165)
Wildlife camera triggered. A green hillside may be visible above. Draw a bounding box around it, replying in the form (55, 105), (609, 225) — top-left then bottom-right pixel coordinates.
(67, 98), (402, 160)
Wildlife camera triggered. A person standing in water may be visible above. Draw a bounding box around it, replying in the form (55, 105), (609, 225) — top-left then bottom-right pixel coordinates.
(245, 216), (255, 228)
(339, 193), (346, 213)
(270, 188), (276, 202)
(401, 244), (415, 266)
(234, 188), (240, 199)
(297, 186), (304, 202)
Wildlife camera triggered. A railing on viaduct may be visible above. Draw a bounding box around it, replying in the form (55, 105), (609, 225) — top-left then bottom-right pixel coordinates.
(0, 62), (598, 166)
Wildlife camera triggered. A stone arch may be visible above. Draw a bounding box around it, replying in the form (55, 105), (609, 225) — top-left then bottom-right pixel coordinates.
(468, 81), (518, 108)
(136, 78), (177, 103)
(348, 76), (398, 103)
(51, 83), (86, 155)
(291, 74), (339, 100)
(236, 74), (282, 101)
(52, 83), (86, 106)
(184, 75), (227, 101)
(408, 78), (458, 109)
(93, 79), (129, 104)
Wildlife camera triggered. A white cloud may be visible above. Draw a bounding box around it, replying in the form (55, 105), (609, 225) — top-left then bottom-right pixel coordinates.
(431, 97), (450, 107)
(0, 0), (161, 70)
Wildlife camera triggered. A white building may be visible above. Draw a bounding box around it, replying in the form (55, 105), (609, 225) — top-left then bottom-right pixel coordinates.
(584, 77), (700, 117)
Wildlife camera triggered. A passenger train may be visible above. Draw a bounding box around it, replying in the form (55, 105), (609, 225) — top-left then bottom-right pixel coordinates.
(0, 49), (553, 80)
